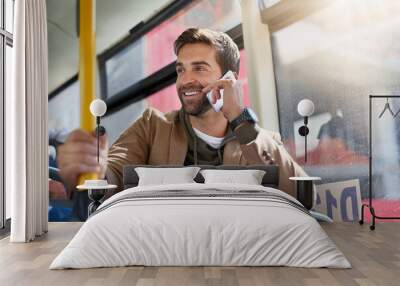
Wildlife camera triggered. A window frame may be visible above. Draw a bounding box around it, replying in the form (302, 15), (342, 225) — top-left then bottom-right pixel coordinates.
(48, 74), (78, 100)
(1, 0), (13, 233)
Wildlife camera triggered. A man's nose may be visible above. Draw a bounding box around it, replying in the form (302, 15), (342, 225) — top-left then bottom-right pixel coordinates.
(180, 71), (197, 85)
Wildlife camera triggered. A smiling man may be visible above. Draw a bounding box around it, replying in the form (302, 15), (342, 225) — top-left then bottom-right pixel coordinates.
(58, 28), (306, 218)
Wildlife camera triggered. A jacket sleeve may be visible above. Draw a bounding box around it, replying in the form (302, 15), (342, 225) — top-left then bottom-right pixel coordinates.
(235, 123), (307, 198)
(105, 108), (154, 192)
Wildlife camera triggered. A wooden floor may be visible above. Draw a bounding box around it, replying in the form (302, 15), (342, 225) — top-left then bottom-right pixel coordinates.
(0, 222), (399, 286)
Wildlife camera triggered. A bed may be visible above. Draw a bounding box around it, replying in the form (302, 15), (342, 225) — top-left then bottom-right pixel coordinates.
(50, 165), (350, 269)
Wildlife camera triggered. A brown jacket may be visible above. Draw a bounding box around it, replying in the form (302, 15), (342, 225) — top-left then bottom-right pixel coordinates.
(106, 108), (306, 197)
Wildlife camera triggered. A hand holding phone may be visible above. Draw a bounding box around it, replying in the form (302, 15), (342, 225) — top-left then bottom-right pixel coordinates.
(206, 70), (236, 112)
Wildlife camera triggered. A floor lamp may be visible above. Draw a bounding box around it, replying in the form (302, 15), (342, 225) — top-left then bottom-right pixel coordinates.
(77, 99), (116, 216)
(290, 99), (321, 210)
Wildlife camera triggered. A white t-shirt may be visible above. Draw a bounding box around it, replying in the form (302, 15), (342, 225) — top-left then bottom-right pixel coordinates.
(193, 128), (224, 149)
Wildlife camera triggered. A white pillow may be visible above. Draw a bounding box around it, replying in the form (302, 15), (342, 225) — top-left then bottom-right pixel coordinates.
(200, 169), (266, 185)
(135, 167), (201, 186)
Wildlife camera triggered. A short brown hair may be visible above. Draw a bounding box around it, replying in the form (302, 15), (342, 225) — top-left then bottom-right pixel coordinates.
(174, 28), (240, 75)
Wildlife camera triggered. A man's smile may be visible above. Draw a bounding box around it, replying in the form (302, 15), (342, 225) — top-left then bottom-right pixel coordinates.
(182, 90), (203, 97)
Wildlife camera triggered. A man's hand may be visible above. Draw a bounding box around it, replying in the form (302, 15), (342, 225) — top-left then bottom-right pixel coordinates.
(202, 76), (244, 121)
(57, 129), (108, 193)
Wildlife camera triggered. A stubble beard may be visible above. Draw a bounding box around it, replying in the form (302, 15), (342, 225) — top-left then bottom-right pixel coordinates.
(178, 84), (212, 116)
(181, 95), (212, 116)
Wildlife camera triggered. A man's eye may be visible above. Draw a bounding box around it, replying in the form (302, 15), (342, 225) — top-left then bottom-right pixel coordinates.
(194, 66), (206, 71)
(176, 68), (183, 74)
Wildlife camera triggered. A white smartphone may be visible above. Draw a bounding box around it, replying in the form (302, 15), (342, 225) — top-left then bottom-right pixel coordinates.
(206, 70), (235, 112)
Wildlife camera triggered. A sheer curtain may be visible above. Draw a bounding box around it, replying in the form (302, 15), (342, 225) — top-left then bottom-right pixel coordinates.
(7, 0), (48, 242)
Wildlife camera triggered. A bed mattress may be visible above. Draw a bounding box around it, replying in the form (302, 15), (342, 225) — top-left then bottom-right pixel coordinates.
(50, 183), (350, 269)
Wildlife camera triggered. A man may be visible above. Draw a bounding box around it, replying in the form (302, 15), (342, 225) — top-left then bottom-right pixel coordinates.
(58, 28), (305, 205)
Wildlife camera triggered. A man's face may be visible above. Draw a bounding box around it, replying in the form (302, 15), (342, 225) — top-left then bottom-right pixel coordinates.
(176, 43), (222, 116)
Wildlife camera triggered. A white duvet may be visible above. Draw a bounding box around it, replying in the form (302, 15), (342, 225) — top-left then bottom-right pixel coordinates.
(50, 183), (351, 269)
